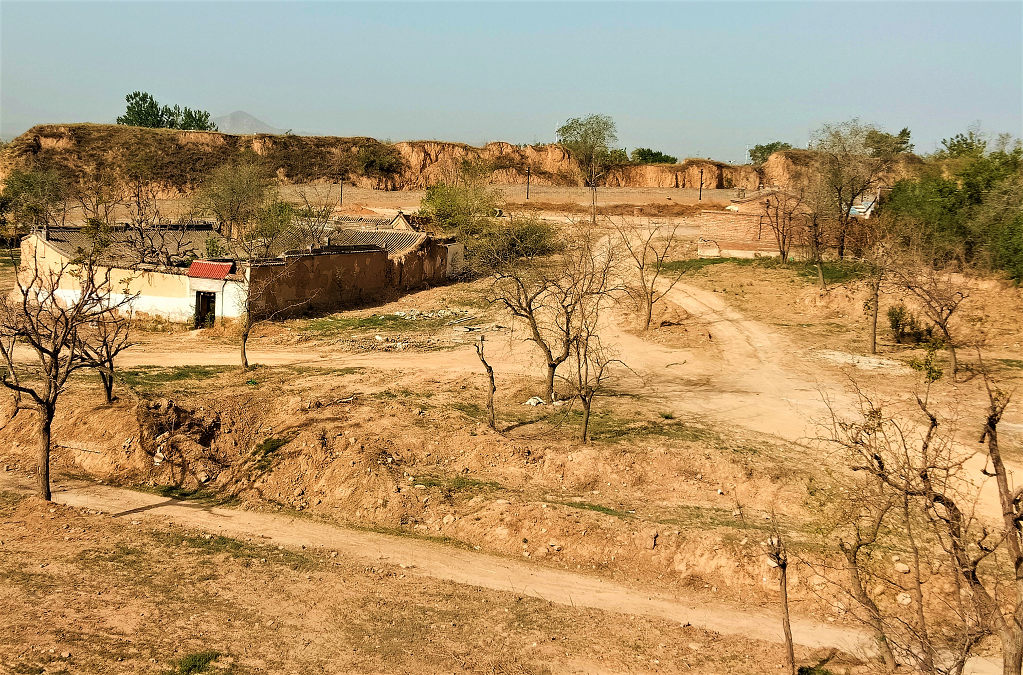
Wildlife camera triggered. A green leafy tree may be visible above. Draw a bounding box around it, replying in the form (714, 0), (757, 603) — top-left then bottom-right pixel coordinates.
(939, 129), (987, 158)
(630, 148), (678, 164)
(117, 91), (165, 128)
(196, 156), (275, 240)
(885, 133), (1023, 281)
(557, 114), (618, 222)
(2, 168), (70, 234)
(419, 160), (558, 275)
(749, 141), (793, 165)
(116, 91), (217, 131)
(865, 127), (913, 157)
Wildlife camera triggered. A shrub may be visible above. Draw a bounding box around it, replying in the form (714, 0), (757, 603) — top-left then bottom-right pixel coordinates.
(887, 303), (933, 344)
(465, 216), (562, 276)
(357, 143), (404, 178)
(174, 650), (221, 674)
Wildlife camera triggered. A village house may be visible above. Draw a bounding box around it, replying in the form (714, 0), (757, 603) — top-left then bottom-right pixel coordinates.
(20, 221), (464, 327)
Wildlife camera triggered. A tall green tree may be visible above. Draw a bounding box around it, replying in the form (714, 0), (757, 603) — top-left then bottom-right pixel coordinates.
(865, 127), (913, 157)
(116, 91), (217, 131)
(2, 168), (70, 234)
(630, 148), (678, 164)
(557, 114), (618, 222)
(885, 133), (1023, 280)
(749, 141), (793, 165)
(196, 156), (275, 240)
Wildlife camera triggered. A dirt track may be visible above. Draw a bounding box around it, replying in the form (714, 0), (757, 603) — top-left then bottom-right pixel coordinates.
(0, 472), (872, 657)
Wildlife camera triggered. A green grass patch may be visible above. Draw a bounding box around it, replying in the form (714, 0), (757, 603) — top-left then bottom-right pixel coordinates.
(283, 365), (364, 377)
(552, 500), (632, 519)
(141, 484), (238, 507)
(0, 249), (20, 268)
(658, 257), (736, 274)
(563, 409), (716, 443)
(659, 256), (869, 285)
(253, 437), (291, 472)
(372, 387), (434, 401)
(997, 358), (1023, 370)
(172, 650), (221, 674)
(793, 260), (869, 285)
(413, 474), (504, 494)
(297, 312), (466, 336)
(121, 365), (234, 389)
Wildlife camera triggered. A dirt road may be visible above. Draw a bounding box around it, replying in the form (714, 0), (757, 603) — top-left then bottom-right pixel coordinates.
(0, 472), (872, 657)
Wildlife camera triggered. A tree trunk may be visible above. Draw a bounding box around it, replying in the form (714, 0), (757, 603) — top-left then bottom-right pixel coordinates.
(870, 273), (881, 355)
(37, 410), (53, 501)
(241, 321), (251, 368)
(580, 396), (592, 443)
(643, 295), (653, 331)
(905, 497), (936, 673)
(843, 550), (896, 670)
(816, 262), (826, 291)
(1001, 631), (1023, 675)
(544, 364), (556, 403)
(475, 339), (497, 430)
(946, 336), (958, 375)
(100, 369), (115, 404)
(779, 562), (796, 675)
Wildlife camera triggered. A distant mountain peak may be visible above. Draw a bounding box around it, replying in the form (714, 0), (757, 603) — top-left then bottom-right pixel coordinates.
(212, 111), (285, 135)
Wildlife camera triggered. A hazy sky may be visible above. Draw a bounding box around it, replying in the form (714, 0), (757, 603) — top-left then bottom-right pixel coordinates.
(2, 1), (1020, 162)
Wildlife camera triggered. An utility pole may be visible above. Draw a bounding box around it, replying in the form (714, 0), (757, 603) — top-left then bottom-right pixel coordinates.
(525, 167), (531, 200)
(699, 168), (704, 201)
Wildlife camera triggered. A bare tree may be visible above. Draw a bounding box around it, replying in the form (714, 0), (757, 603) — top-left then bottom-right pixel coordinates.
(826, 380), (1021, 673)
(832, 485), (898, 670)
(73, 159), (125, 227)
(615, 218), (687, 330)
(474, 335), (497, 430)
(236, 258), (314, 369)
(121, 149), (170, 231)
(809, 119), (901, 259)
(976, 361), (1022, 675)
(124, 225), (203, 268)
(81, 311), (134, 404)
(557, 283), (620, 442)
(765, 527), (796, 675)
(293, 183), (340, 249)
(0, 243), (133, 499)
(492, 227), (618, 403)
(894, 263), (970, 374)
(761, 190), (805, 262)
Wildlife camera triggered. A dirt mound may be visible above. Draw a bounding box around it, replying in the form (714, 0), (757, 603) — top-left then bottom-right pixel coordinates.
(1, 123), (763, 194)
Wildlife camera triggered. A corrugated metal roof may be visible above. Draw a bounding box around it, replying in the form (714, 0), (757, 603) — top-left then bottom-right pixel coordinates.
(327, 229), (427, 256)
(33, 223), (430, 269)
(39, 225), (230, 270)
(187, 260), (234, 280)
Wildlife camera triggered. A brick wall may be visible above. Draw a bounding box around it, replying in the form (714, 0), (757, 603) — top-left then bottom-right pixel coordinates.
(694, 210), (782, 258)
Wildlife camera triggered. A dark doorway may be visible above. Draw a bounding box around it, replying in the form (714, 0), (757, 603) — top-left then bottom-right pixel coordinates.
(195, 291), (216, 328)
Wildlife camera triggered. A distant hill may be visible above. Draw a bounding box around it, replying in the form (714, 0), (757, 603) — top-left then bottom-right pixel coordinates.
(212, 111), (285, 135)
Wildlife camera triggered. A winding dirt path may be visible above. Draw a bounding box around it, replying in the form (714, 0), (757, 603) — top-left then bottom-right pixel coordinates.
(0, 472), (872, 657)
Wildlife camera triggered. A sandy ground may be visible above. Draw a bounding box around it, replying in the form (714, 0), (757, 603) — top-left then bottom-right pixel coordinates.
(1, 491), (860, 675)
(0, 472), (870, 656)
(2, 201), (1019, 673)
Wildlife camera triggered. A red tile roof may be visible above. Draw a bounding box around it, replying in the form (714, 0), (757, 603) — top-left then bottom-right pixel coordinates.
(187, 260), (234, 280)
